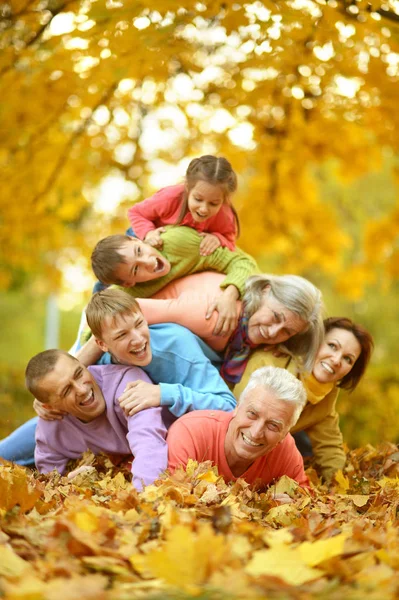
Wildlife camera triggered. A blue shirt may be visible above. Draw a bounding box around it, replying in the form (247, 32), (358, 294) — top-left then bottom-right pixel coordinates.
(99, 323), (236, 417)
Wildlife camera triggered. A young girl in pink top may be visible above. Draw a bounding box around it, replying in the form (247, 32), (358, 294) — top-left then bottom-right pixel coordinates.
(128, 155), (240, 256)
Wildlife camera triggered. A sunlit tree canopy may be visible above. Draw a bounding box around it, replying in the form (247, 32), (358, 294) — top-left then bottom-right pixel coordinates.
(1, 0), (399, 294)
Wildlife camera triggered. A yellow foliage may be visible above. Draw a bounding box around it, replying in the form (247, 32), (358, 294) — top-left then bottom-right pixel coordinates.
(0, 0), (398, 293)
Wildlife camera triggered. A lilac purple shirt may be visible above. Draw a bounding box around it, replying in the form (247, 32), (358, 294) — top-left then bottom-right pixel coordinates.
(35, 364), (175, 490)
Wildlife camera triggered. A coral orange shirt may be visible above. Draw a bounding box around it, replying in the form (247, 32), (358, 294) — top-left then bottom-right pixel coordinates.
(137, 272), (241, 352)
(167, 410), (309, 488)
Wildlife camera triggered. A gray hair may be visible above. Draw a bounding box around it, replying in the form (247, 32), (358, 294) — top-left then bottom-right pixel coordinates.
(240, 366), (307, 429)
(243, 274), (324, 372)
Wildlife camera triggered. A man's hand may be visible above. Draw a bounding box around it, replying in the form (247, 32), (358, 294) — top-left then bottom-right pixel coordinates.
(144, 227), (166, 248)
(199, 233), (221, 256)
(118, 380), (161, 417)
(67, 465), (96, 480)
(33, 398), (67, 421)
(205, 285), (239, 337)
(272, 492), (293, 504)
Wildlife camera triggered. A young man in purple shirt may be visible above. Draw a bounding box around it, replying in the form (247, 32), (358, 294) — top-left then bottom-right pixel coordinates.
(25, 349), (174, 490)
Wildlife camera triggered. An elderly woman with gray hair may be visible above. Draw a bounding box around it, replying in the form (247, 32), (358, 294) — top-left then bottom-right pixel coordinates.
(136, 270), (324, 383)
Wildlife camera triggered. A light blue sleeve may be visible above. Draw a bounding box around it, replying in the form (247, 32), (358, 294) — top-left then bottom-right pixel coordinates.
(159, 359), (236, 417)
(97, 352), (112, 365)
(0, 417), (38, 466)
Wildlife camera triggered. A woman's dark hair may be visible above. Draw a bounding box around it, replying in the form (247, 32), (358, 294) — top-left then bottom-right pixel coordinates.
(176, 155), (240, 236)
(324, 317), (374, 392)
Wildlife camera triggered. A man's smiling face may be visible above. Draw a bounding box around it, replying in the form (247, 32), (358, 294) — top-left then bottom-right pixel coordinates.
(113, 239), (171, 287)
(38, 355), (106, 422)
(224, 385), (296, 476)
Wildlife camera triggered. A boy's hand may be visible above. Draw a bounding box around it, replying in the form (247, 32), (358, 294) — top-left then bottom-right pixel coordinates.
(144, 227), (165, 248)
(118, 380), (161, 417)
(199, 233), (221, 256)
(206, 285), (239, 337)
(33, 399), (67, 421)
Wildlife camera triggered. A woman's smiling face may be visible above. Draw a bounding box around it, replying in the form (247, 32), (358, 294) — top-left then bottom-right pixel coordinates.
(312, 328), (362, 384)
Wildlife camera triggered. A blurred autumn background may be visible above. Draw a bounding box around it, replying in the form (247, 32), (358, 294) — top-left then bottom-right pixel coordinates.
(0, 0), (398, 448)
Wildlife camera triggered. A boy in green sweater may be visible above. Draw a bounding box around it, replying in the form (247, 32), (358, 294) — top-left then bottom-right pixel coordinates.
(91, 226), (259, 337)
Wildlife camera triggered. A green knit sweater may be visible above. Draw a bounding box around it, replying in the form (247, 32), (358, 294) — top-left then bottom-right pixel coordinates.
(118, 226), (259, 299)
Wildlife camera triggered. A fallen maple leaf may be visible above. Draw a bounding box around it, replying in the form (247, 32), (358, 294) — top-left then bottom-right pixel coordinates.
(130, 522), (231, 592)
(246, 545), (324, 585)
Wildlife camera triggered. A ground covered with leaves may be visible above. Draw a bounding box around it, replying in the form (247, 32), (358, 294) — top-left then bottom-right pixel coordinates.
(1, 444), (399, 600)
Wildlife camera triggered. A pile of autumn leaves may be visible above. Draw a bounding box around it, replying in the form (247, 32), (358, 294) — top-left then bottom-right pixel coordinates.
(1, 445), (399, 600)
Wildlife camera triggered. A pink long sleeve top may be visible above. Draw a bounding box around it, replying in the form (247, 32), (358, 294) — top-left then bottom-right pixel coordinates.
(128, 184), (237, 250)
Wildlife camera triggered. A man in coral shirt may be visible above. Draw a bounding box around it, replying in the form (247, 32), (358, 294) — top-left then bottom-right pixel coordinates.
(168, 366), (309, 489)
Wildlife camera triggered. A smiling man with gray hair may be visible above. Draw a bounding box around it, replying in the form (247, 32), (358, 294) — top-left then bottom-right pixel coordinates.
(167, 366), (309, 489)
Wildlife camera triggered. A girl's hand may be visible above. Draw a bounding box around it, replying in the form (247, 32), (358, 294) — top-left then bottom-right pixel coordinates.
(145, 227), (166, 248)
(199, 233), (221, 256)
(206, 285), (239, 337)
(118, 380), (161, 417)
(33, 398), (67, 421)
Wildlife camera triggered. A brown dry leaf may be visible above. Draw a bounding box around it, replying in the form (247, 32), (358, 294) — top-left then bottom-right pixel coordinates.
(265, 503), (300, 527)
(0, 465), (43, 513)
(270, 475), (301, 497)
(2, 443), (399, 597)
(347, 494), (370, 507)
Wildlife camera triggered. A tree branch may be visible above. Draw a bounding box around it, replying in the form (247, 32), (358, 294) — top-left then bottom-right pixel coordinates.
(32, 82), (118, 205)
(0, 0), (75, 77)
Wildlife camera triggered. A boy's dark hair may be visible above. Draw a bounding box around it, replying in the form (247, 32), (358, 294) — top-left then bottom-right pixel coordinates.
(91, 235), (135, 285)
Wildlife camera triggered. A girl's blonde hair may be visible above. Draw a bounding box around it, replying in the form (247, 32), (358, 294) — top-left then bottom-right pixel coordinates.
(243, 274), (325, 372)
(176, 155), (240, 236)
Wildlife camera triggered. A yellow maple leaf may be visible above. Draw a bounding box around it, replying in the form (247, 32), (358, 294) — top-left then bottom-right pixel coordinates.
(298, 533), (348, 567)
(377, 476), (399, 490)
(130, 523), (230, 592)
(74, 510), (99, 534)
(196, 470), (219, 483)
(246, 545), (323, 585)
(271, 475), (300, 497)
(265, 503), (299, 527)
(185, 459), (200, 477)
(333, 470), (350, 493)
